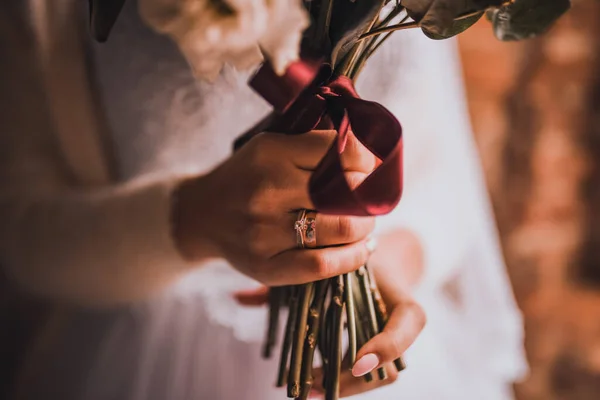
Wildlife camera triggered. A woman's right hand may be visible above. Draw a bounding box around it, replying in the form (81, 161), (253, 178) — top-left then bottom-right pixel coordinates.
(172, 130), (378, 286)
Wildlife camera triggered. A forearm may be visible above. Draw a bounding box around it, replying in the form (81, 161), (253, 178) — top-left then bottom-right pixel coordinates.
(0, 177), (195, 306)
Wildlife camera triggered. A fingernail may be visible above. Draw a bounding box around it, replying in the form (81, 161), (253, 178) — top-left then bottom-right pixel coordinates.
(366, 237), (378, 254)
(352, 353), (380, 377)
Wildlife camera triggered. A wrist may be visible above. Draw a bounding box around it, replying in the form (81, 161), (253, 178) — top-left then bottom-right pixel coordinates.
(171, 176), (220, 262)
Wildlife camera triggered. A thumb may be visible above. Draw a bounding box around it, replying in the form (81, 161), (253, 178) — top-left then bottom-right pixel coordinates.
(352, 300), (426, 376)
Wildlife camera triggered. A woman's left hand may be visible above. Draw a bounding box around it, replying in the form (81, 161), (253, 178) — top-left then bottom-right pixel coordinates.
(235, 229), (426, 399)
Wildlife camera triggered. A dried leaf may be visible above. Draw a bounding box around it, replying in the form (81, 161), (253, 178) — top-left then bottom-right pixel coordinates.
(403, 0), (502, 38)
(488, 0), (571, 41)
(422, 11), (484, 40)
(329, 0), (385, 66)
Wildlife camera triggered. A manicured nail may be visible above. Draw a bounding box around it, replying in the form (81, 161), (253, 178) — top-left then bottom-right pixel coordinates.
(352, 353), (380, 377)
(366, 237), (378, 254)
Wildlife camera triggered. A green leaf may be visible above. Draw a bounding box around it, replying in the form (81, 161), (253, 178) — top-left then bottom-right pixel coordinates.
(422, 11), (484, 40)
(489, 0), (571, 41)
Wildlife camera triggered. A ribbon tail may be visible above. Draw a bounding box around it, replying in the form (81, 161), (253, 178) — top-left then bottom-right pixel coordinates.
(345, 98), (403, 215)
(309, 104), (367, 215)
(236, 61), (404, 217)
(309, 95), (403, 216)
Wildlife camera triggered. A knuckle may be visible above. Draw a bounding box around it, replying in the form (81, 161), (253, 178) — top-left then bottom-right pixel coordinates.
(343, 133), (363, 160)
(247, 185), (278, 217)
(248, 133), (279, 165)
(245, 225), (268, 258)
(412, 302), (427, 331)
(256, 131), (280, 148)
(346, 132), (361, 152)
(345, 171), (368, 190)
(390, 332), (405, 357)
(302, 130), (335, 148)
(247, 191), (266, 216)
(245, 138), (265, 163)
(255, 261), (275, 285)
(336, 217), (359, 240)
(387, 370), (399, 383)
(380, 330), (403, 358)
(343, 135), (375, 172)
(308, 253), (333, 279)
(354, 245), (369, 267)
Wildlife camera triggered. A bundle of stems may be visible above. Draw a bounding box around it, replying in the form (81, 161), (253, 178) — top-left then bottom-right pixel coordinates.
(261, 3), (416, 400)
(263, 266), (405, 400)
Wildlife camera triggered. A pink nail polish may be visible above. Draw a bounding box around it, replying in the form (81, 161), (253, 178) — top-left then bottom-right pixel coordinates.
(352, 353), (380, 377)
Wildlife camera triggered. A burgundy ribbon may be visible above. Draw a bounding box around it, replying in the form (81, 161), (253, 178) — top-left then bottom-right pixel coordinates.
(235, 58), (403, 217)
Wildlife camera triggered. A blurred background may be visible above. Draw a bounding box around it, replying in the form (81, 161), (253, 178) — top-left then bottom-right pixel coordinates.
(2, 2), (599, 399)
(459, 1), (600, 399)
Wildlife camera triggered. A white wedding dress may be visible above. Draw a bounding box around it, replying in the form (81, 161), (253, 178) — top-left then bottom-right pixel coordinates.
(19, 2), (527, 399)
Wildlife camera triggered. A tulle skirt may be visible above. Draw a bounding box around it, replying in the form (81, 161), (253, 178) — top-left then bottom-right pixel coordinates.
(18, 264), (514, 400)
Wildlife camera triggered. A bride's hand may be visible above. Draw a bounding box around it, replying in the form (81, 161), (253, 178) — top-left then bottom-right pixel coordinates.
(312, 230), (426, 398)
(236, 229), (426, 398)
(172, 130), (377, 286)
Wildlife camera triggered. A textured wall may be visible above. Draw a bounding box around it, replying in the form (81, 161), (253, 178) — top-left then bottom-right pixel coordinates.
(459, 2), (600, 399)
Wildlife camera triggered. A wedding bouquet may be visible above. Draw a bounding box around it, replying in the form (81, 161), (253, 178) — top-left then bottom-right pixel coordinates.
(91, 0), (569, 399)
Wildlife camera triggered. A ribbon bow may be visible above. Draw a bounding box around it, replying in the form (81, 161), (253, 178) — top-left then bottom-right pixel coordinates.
(235, 58), (404, 217)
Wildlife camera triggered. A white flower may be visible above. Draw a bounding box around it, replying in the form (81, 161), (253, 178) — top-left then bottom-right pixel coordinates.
(139, 0), (309, 81)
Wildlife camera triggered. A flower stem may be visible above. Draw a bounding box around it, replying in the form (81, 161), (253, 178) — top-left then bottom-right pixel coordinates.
(343, 273), (357, 367)
(352, 272), (374, 383)
(349, 8), (409, 80)
(300, 280), (329, 400)
(277, 286), (299, 387)
(359, 21), (419, 40)
(362, 8), (485, 40)
(320, 291), (334, 390)
(367, 267), (406, 372)
(375, 5), (405, 29)
(263, 287), (282, 359)
(325, 276), (344, 400)
(367, 30), (394, 58)
(357, 266), (387, 380)
(288, 283), (314, 398)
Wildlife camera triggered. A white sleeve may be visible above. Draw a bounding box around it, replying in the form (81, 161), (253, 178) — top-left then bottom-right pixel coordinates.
(0, 2), (192, 306)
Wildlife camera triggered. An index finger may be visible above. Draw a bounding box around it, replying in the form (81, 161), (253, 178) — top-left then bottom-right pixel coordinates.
(265, 239), (371, 286)
(273, 130), (378, 173)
